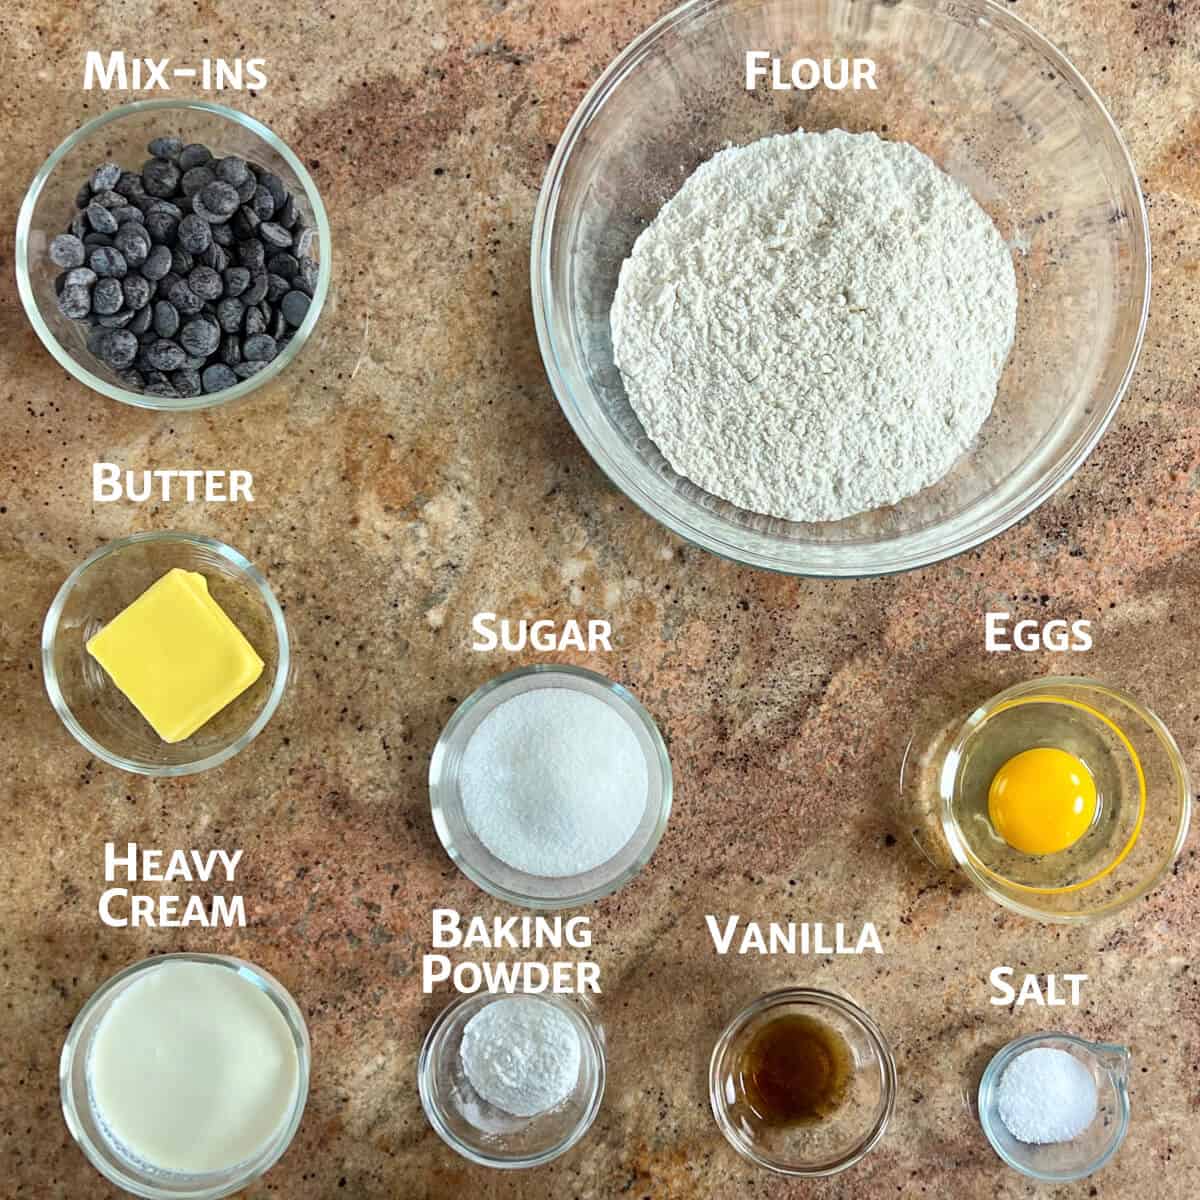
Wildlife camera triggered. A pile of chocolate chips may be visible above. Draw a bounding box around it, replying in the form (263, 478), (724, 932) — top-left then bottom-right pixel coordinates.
(49, 136), (318, 399)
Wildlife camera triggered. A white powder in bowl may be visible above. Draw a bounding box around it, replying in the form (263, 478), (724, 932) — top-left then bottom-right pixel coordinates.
(611, 128), (1018, 523)
(997, 1046), (1098, 1144)
(460, 687), (648, 877)
(460, 996), (583, 1118)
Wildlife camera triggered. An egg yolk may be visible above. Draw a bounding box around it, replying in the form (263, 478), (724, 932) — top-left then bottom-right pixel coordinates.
(987, 747), (1098, 856)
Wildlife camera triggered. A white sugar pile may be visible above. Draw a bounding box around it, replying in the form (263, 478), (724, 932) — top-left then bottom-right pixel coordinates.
(460, 688), (647, 877)
(997, 1046), (1098, 1144)
(460, 996), (582, 1118)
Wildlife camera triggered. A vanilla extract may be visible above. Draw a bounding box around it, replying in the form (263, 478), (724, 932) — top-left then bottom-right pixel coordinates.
(737, 1013), (853, 1126)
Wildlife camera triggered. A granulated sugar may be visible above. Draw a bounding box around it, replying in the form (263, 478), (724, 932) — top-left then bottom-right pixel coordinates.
(611, 128), (1017, 523)
(459, 996), (582, 1118)
(460, 688), (647, 877)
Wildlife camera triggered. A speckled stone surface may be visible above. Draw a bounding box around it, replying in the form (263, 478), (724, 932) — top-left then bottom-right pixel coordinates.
(1, 1), (1198, 1197)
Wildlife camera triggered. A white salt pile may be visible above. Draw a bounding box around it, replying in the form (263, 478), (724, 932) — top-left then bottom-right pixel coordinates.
(997, 1046), (1098, 1144)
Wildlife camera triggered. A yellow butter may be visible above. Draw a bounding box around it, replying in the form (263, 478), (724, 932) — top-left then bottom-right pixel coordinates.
(86, 568), (264, 744)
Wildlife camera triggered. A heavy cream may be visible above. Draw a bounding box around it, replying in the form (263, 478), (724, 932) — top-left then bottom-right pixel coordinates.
(87, 960), (300, 1174)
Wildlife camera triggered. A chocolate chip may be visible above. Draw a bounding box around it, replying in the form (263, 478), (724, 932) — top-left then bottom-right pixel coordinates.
(129, 304), (153, 335)
(278, 194), (298, 229)
(252, 185), (276, 219)
(165, 277), (204, 316)
(114, 223), (151, 266)
(89, 246), (128, 277)
(181, 165), (215, 197)
(216, 298), (244, 333)
(141, 244), (172, 280)
(97, 309), (136, 328)
(188, 265), (224, 300)
(148, 136), (182, 161)
(145, 209), (180, 244)
(195, 180), (240, 221)
(97, 328), (139, 369)
(243, 333), (277, 361)
(178, 213), (212, 254)
(243, 271), (269, 305)
(259, 221), (292, 249)
(243, 305), (267, 336)
(267, 252), (298, 280)
(57, 284), (92, 319)
(91, 161), (122, 192)
(122, 274), (152, 311)
(215, 156), (249, 186)
(178, 143), (213, 171)
(172, 368), (203, 397)
(180, 316), (220, 357)
(49, 234), (86, 268)
(281, 290), (311, 326)
(222, 267), (251, 298)
(144, 338), (187, 371)
(238, 239), (266, 271)
(201, 242), (229, 272)
(153, 301), (180, 338)
(201, 363), (237, 392)
(142, 158), (180, 198)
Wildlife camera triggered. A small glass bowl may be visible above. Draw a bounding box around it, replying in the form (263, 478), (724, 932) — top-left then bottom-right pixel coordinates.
(60, 952), (311, 1200)
(16, 99), (331, 412)
(978, 1033), (1131, 1182)
(429, 665), (672, 908)
(42, 531), (290, 775)
(532, 0), (1150, 576)
(418, 991), (606, 1169)
(709, 988), (897, 1177)
(940, 677), (1191, 921)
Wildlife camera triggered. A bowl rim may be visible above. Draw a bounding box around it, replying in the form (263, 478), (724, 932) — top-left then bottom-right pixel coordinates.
(939, 675), (1192, 922)
(15, 97), (331, 413)
(429, 663), (673, 909)
(708, 986), (898, 1176)
(977, 1031), (1132, 1182)
(416, 990), (606, 1169)
(530, 0), (1152, 577)
(41, 530), (291, 776)
(59, 951), (311, 1198)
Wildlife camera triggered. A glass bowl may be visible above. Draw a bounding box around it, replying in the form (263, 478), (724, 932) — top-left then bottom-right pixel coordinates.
(940, 677), (1191, 921)
(42, 531), (290, 775)
(709, 988), (896, 1176)
(418, 991), (605, 1169)
(16, 98), (331, 412)
(978, 1033), (1131, 1182)
(532, 0), (1150, 576)
(60, 952), (310, 1200)
(429, 665), (672, 909)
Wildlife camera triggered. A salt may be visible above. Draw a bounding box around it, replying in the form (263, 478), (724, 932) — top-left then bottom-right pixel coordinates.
(459, 996), (582, 1118)
(460, 687), (648, 877)
(997, 1046), (1098, 1144)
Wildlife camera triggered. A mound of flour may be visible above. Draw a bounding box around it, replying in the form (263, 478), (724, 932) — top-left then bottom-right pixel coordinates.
(610, 129), (1017, 523)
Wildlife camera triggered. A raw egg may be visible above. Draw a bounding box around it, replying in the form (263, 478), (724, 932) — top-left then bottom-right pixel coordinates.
(987, 747), (1098, 856)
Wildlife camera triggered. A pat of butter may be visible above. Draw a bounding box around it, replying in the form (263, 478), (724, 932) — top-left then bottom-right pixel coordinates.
(86, 568), (264, 744)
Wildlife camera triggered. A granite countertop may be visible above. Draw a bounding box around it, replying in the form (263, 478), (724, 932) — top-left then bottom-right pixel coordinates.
(1, 1), (1198, 1197)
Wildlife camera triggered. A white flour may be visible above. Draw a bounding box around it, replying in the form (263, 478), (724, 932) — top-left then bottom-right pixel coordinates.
(460, 996), (582, 1117)
(611, 129), (1017, 522)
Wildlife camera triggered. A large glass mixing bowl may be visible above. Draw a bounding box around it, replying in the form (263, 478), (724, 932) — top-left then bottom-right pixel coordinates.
(532, 0), (1149, 576)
